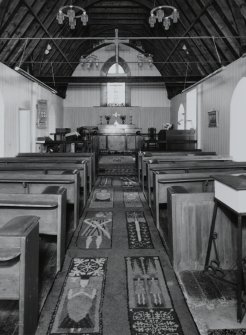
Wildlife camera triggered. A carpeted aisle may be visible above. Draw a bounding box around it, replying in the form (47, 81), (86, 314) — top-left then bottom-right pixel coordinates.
(36, 176), (199, 335)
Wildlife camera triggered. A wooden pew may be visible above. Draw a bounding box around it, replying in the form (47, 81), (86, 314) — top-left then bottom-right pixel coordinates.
(0, 173), (80, 230)
(146, 161), (246, 206)
(153, 170), (246, 230)
(0, 165), (87, 207)
(0, 189), (66, 272)
(0, 216), (39, 335)
(0, 156), (92, 193)
(17, 153), (96, 190)
(166, 187), (244, 273)
(137, 150), (216, 183)
(17, 152), (96, 184)
(141, 155), (232, 192)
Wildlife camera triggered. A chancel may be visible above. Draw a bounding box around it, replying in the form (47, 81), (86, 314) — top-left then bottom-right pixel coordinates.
(1, 1), (246, 334)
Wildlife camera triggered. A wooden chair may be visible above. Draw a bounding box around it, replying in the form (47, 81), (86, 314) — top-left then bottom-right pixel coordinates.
(0, 216), (39, 335)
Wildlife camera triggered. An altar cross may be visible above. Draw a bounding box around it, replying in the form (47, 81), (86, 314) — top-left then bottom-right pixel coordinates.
(104, 29), (129, 73)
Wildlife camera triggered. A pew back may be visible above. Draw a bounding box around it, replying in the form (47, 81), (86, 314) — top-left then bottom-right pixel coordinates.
(167, 189), (243, 273)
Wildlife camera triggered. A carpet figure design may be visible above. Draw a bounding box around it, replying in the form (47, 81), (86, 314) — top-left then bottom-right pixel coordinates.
(77, 212), (112, 249)
(50, 258), (107, 334)
(126, 212), (153, 249)
(124, 192), (142, 208)
(126, 256), (183, 335)
(98, 177), (112, 187)
(90, 188), (113, 208)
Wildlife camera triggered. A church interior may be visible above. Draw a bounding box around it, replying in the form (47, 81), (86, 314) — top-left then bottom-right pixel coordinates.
(1, 1), (246, 334)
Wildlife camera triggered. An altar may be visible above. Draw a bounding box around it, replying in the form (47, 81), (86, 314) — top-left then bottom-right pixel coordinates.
(98, 124), (141, 153)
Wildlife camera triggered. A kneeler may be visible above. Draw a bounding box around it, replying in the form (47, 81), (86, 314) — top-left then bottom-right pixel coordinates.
(0, 216), (39, 335)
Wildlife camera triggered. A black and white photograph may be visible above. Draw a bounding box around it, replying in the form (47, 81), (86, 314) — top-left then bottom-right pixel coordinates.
(0, 1), (246, 335)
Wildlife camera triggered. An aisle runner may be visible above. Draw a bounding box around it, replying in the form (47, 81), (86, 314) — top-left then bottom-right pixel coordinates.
(124, 192), (142, 208)
(77, 212), (113, 249)
(126, 256), (183, 335)
(121, 177), (138, 188)
(98, 177), (112, 187)
(50, 258), (107, 334)
(90, 188), (114, 208)
(126, 212), (153, 249)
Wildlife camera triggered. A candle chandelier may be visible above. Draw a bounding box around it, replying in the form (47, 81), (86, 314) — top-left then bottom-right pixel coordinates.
(57, 5), (88, 29)
(149, 5), (179, 30)
(137, 53), (153, 68)
(80, 55), (99, 69)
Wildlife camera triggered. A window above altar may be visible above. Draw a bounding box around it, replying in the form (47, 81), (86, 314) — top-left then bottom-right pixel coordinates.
(107, 63), (126, 106)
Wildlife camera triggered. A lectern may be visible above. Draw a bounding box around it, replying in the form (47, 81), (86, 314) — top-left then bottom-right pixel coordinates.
(205, 174), (246, 322)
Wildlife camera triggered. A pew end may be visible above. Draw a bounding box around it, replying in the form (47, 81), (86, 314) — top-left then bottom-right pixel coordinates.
(0, 216), (39, 335)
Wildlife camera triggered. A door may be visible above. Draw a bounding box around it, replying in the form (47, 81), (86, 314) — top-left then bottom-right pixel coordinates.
(19, 109), (31, 153)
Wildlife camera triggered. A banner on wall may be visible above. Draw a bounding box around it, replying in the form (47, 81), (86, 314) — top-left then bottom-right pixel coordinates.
(36, 99), (48, 128)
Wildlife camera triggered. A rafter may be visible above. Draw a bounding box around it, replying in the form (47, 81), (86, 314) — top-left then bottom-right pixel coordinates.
(227, 0), (246, 54)
(163, 0), (214, 65)
(22, 0), (73, 70)
(36, 75), (202, 84)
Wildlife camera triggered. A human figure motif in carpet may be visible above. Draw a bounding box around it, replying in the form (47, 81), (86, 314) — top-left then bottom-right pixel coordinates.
(135, 278), (147, 306)
(82, 212), (111, 249)
(60, 275), (97, 329)
(149, 277), (162, 306)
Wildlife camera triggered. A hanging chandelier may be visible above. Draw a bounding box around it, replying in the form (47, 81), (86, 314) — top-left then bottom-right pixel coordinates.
(57, 5), (88, 29)
(137, 53), (153, 68)
(80, 55), (99, 69)
(149, 5), (179, 30)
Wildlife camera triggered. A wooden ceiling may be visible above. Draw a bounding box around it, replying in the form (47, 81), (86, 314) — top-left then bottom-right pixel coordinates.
(0, 0), (246, 99)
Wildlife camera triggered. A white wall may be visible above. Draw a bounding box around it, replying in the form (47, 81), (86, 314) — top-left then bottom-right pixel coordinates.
(64, 106), (170, 133)
(170, 57), (246, 156)
(0, 62), (64, 156)
(64, 45), (170, 131)
(65, 45), (168, 109)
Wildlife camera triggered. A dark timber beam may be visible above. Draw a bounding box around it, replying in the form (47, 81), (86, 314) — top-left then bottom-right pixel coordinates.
(22, 0), (73, 70)
(36, 75), (202, 84)
(163, 0), (214, 65)
(234, 0), (246, 20)
(229, 0), (246, 53)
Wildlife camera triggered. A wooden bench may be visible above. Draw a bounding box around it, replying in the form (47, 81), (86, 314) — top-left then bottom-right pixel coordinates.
(166, 187), (245, 273)
(16, 153), (95, 191)
(17, 152), (97, 185)
(0, 157), (89, 194)
(153, 170), (246, 230)
(0, 165), (87, 207)
(140, 155), (232, 192)
(0, 188), (66, 272)
(0, 173), (80, 230)
(0, 216), (39, 335)
(146, 161), (246, 207)
(137, 150), (216, 183)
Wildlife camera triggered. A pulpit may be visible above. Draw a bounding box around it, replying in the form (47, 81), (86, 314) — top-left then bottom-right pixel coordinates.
(98, 124), (141, 153)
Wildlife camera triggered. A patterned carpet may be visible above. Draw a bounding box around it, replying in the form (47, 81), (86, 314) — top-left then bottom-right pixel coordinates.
(37, 175), (198, 335)
(98, 155), (137, 176)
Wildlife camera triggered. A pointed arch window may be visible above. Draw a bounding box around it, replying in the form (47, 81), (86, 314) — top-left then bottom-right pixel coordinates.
(107, 63), (126, 106)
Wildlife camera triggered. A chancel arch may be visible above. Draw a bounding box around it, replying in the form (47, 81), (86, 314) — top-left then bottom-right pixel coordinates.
(0, 90), (4, 157)
(230, 77), (246, 161)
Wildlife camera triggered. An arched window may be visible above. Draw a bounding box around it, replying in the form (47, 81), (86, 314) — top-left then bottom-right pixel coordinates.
(177, 104), (185, 130)
(108, 63), (125, 75)
(107, 63), (126, 106)
(0, 91), (4, 157)
(230, 77), (246, 161)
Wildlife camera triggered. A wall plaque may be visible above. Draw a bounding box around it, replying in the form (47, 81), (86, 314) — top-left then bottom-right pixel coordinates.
(36, 99), (48, 128)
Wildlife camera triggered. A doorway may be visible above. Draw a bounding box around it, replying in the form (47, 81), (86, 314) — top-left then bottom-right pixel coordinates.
(0, 92), (4, 157)
(230, 77), (246, 161)
(19, 108), (32, 153)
